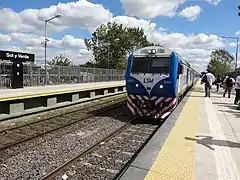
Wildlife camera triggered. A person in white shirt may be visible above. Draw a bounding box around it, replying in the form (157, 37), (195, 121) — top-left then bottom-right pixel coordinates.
(234, 75), (240, 104)
(201, 70), (215, 97)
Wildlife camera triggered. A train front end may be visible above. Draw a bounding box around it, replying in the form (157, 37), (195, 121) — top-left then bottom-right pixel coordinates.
(125, 46), (179, 119)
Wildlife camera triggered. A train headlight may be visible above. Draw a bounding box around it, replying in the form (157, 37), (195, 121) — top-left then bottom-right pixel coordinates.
(136, 84), (139, 87)
(148, 49), (156, 54)
(160, 85), (163, 88)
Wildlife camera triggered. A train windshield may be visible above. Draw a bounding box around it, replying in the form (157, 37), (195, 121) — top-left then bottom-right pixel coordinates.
(131, 56), (170, 74)
(131, 57), (151, 73)
(151, 57), (170, 74)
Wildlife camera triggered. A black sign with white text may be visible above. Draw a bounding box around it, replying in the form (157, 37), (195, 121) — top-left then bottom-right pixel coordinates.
(0, 50), (35, 62)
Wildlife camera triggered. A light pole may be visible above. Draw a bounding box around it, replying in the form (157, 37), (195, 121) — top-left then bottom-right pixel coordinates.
(221, 36), (239, 76)
(106, 38), (120, 69)
(44, 14), (61, 85)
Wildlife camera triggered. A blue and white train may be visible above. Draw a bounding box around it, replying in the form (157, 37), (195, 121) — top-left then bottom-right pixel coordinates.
(125, 46), (199, 119)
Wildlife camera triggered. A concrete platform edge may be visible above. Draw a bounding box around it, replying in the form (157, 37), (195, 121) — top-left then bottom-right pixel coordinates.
(119, 87), (193, 180)
(0, 91), (126, 122)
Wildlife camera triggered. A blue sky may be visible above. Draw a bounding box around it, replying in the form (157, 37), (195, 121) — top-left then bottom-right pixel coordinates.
(0, 0), (239, 71)
(2, 0), (239, 37)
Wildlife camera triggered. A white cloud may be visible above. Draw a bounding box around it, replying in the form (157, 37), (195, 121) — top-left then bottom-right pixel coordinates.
(110, 16), (156, 32)
(0, 14), (225, 71)
(178, 5), (201, 21)
(61, 35), (85, 49)
(0, 32), (91, 65)
(120, 0), (185, 19)
(204, 0), (222, 5)
(0, 0), (112, 33)
(0, 0), (225, 72)
(228, 42), (237, 48)
(120, 0), (221, 19)
(110, 15), (225, 72)
(0, 34), (11, 44)
(0, 33), (86, 49)
(235, 31), (240, 36)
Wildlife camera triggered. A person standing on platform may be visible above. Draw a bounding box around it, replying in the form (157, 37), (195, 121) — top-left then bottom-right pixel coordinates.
(201, 70), (215, 97)
(234, 75), (240, 105)
(223, 75), (235, 98)
(215, 75), (221, 92)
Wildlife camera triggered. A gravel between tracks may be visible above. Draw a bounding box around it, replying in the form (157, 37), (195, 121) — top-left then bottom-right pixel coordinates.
(0, 97), (126, 150)
(0, 93), (126, 133)
(51, 123), (159, 180)
(0, 105), (130, 180)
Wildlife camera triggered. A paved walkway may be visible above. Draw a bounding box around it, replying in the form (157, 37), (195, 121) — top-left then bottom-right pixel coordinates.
(0, 81), (125, 101)
(120, 83), (240, 180)
(196, 85), (240, 180)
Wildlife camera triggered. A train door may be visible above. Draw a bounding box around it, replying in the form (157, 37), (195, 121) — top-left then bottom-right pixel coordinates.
(186, 68), (189, 84)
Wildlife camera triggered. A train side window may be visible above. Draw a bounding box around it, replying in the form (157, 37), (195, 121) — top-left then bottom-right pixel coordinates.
(178, 64), (183, 74)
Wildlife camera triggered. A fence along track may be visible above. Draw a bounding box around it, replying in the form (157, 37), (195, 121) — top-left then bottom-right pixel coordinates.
(0, 100), (126, 152)
(41, 117), (136, 180)
(0, 62), (126, 88)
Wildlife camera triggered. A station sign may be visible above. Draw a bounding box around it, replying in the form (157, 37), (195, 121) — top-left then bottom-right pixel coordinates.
(0, 50), (35, 62)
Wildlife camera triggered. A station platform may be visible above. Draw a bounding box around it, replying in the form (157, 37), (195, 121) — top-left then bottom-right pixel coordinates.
(120, 82), (240, 180)
(0, 81), (125, 102)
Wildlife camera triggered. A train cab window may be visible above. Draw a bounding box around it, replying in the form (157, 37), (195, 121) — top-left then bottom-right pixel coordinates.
(151, 57), (170, 74)
(131, 57), (151, 73)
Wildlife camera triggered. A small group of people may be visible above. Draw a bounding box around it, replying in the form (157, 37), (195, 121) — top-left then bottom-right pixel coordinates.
(201, 70), (240, 106)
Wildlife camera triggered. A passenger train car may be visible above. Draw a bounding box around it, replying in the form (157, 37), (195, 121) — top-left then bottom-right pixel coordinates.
(125, 46), (199, 119)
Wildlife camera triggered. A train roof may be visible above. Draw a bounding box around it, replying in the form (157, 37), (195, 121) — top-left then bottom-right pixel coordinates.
(133, 46), (173, 56)
(133, 46), (192, 67)
(177, 54), (191, 68)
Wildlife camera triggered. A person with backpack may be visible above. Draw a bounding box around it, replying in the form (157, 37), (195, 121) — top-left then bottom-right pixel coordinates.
(223, 75), (235, 98)
(234, 75), (240, 104)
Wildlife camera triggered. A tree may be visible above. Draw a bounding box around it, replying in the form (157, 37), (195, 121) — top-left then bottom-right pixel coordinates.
(207, 49), (234, 75)
(48, 54), (72, 66)
(84, 22), (153, 69)
(79, 61), (96, 68)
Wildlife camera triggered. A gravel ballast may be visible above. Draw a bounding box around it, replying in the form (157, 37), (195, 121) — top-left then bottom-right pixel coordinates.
(51, 123), (159, 180)
(0, 104), (130, 180)
(0, 97), (126, 150)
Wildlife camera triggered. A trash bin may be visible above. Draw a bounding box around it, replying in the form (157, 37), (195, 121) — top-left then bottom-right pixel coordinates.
(11, 62), (23, 89)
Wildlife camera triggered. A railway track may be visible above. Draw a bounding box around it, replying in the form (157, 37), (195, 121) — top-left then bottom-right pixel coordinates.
(0, 96), (126, 151)
(0, 82), (197, 180)
(0, 102), (132, 180)
(40, 118), (162, 180)
(0, 93), (126, 133)
(41, 118), (136, 180)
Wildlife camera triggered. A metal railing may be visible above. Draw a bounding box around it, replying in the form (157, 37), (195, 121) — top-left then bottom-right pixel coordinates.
(0, 62), (126, 88)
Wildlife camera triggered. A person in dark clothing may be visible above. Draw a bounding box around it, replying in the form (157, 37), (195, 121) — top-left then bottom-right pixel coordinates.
(215, 75), (221, 92)
(223, 75), (235, 98)
(234, 75), (240, 105)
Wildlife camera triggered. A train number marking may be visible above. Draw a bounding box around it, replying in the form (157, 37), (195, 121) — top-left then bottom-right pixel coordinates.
(164, 80), (172, 84)
(144, 78), (154, 83)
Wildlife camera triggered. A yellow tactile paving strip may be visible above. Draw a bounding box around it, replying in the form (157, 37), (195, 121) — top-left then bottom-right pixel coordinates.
(144, 83), (202, 180)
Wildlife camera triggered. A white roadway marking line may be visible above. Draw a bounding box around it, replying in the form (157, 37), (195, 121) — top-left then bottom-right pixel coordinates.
(205, 98), (240, 180)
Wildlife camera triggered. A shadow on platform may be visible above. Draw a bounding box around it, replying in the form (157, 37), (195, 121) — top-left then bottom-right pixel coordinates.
(213, 101), (234, 106)
(190, 89), (205, 93)
(218, 109), (240, 118)
(213, 102), (237, 109)
(185, 135), (240, 150)
(212, 102), (240, 118)
(186, 94), (225, 98)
